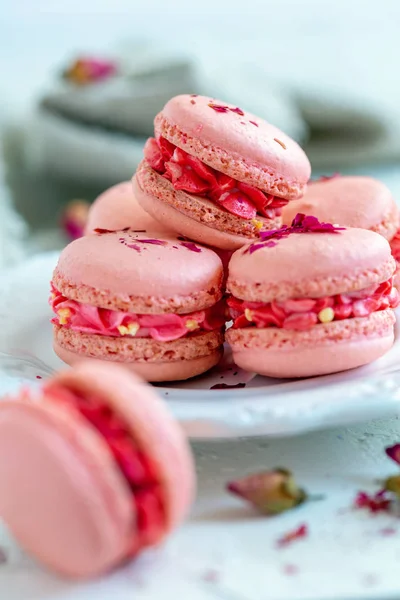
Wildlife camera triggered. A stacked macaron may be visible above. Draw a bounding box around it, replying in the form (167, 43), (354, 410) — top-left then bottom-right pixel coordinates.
(134, 94), (311, 250)
(50, 229), (225, 381)
(50, 94), (400, 381)
(226, 215), (399, 378)
(282, 175), (400, 280)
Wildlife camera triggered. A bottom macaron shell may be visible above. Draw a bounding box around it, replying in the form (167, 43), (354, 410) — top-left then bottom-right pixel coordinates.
(0, 402), (133, 578)
(133, 172), (272, 251)
(227, 310), (395, 378)
(54, 342), (223, 382)
(53, 328), (224, 381)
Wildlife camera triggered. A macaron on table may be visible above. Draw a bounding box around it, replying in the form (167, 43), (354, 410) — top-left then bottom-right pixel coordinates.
(3, 94), (400, 600)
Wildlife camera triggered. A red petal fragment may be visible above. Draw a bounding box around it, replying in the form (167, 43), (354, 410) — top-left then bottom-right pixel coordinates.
(208, 103), (229, 113)
(386, 444), (400, 465)
(229, 107), (245, 116)
(277, 524), (308, 548)
(354, 490), (391, 514)
(217, 191), (257, 220)
(144, 138), (164, 172)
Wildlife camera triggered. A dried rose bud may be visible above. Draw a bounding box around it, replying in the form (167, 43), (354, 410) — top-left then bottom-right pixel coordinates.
(226, 468), (307, 515)
(384, 475), (400, 497)
(62, 200), (90, 240)
(385, 444), (400, 465)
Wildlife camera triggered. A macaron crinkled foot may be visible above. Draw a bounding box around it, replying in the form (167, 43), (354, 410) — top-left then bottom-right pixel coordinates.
(226, 214), (399, 379)
(0, 361), (195, 579)
(85, 179), (173, 235)
(50, 229), (225, 381)
(135, 94), (311, 250)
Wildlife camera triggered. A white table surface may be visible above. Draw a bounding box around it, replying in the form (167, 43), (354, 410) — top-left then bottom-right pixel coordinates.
(2, 420), (400, 600)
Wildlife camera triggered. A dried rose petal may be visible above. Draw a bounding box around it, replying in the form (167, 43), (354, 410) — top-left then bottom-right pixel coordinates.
(354, 490), (391, 514)
(179, 241), (202, 253)
(208, 103), (229, 113)
(135, 239), (167, 246)
(276, 524), (308, 548)
(94, 227), (115, 234)
(229, 107), (245, 116)
(126, 244), (141, 252)
(249, 121), (259, 127)
(226, 468), (307, 515)
(386, 444), (400, 465)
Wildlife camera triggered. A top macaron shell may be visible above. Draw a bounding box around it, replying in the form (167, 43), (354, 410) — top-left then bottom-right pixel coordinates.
(85, 180), (173, 235)
(282, 176), (400, 239)
(53, 231), (223, 313)
(154, 94), (311, 199)
(228, 228), (395, 302)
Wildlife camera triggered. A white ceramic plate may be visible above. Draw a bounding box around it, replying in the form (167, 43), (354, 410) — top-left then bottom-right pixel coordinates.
(2, 252), (400, 439)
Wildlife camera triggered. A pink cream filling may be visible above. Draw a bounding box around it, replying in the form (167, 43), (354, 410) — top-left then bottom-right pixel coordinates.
(143, 136), (288, 221)
(50, 286), (226, 342)
(228, 278), (399, 331)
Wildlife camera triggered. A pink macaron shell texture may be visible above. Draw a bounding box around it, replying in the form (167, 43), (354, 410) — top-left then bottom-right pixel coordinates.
(228, 228), (395, 302)
(53, 331), (223, 382)
(154, 94), (311, 198)
(227, 310), (395, 378)
(85, 180), (172, 235)
(51, 362), (196, 542)
(53, 231), (223, 313)
(282, 176), (399, 239)
(0, 396), (133, 578)
(231, 334), (394, 378)
(133, 175), (257, 251)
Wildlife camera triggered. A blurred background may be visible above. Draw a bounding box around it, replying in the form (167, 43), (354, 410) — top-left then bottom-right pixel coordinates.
(2, 0), (400, 265)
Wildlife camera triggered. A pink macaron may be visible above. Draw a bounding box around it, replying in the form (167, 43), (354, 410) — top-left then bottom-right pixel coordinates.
(85, 180), (173, 235)
(226, 215), (399, 378)
(283, 175), (399, 242)
(282, 175), (400, 287)
(134, 94), (311, 250)
(0, 361), (195, 578)
(50, 229), (225, 381)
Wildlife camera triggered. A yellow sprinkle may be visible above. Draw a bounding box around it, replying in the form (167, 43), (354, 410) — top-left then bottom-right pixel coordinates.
(318, 307), (335, 323)
(244, 308), (254, 321)
(118, 322), (139, 336)
(57, 308), (71, 325)
(185, 319), (199, 331)
(251, 219), (263, 231)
